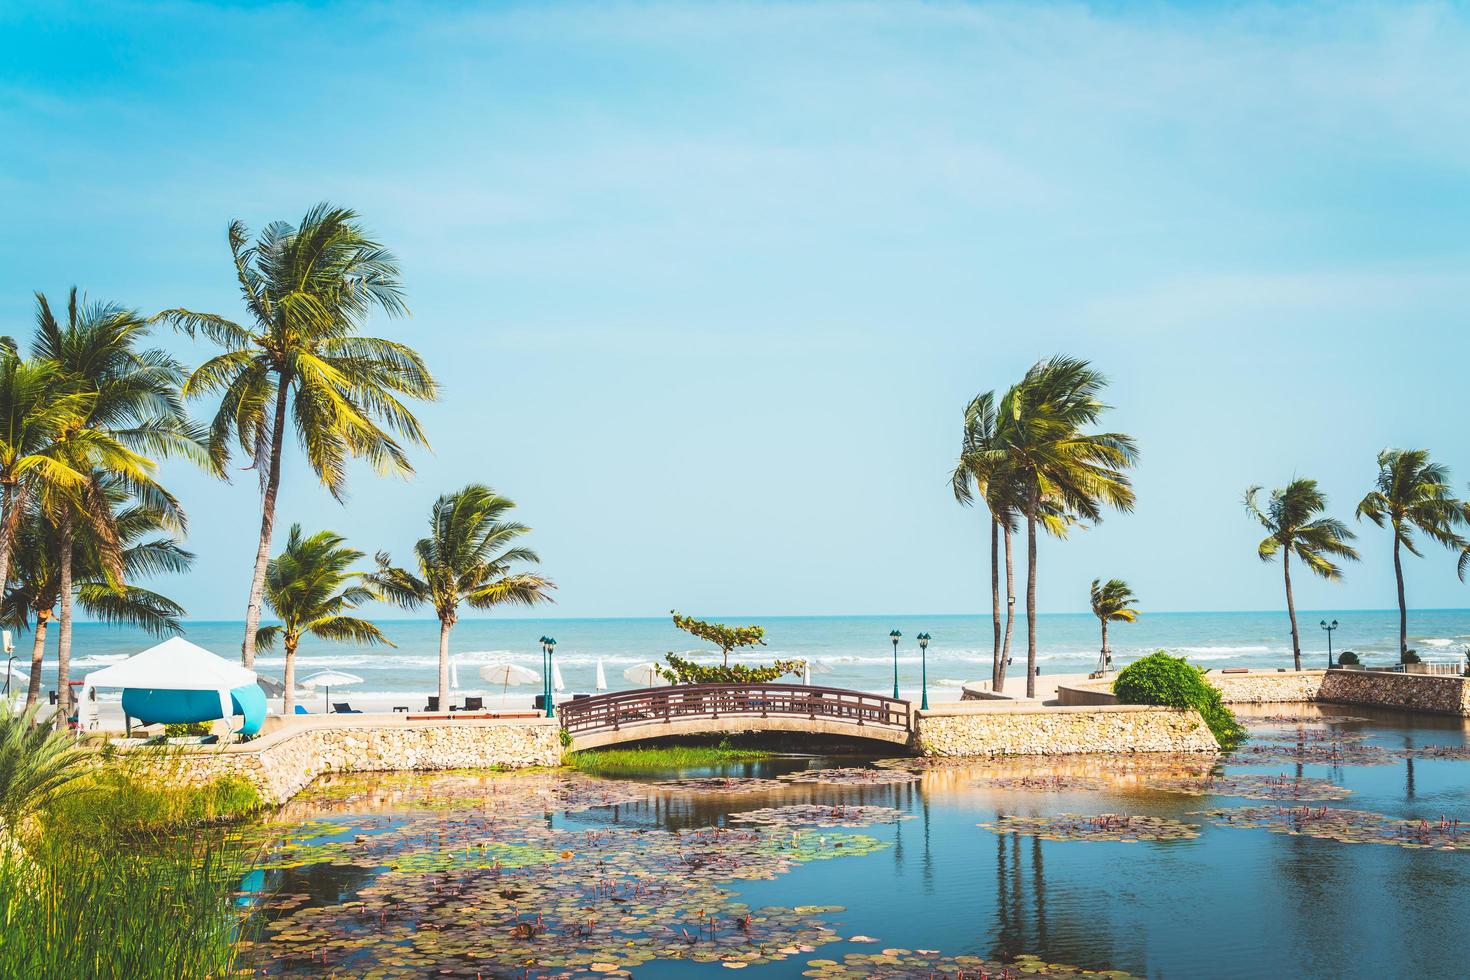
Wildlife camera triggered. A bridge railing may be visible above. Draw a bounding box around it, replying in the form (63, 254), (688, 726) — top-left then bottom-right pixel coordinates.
(558, 683), (911, 737)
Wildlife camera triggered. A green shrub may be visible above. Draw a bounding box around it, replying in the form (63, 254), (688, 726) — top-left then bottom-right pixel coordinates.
(1113, 650), (1246, 750)
(1336, 651), (1360, 666)
(163, 721), (214, 738)
(47, 765), (264, 841)
(0, 701), (93, 834)
(655, 651), (804, 685)
(1401, 649), (1421, 665)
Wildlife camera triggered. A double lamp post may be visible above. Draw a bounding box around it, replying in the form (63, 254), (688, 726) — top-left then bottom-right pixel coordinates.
(888, 629), (933, 710)
(538, 635), (557, 718)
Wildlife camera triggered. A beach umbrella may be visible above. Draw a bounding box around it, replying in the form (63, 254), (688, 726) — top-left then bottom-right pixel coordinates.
(552, 661), (566, 693)
(622, 662), (667, 688)
(595, 659), (608, 692)
(299, 670), (364, 713)
(479, 662), (539, 704)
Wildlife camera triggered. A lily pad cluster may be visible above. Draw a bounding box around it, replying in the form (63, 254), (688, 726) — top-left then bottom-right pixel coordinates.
(1140, 772), (1352, 802)
(979, 813), (1200, 843)
(977, 774), (1108, 793)
(1195, 805), (1470, 852)
(653, 777), (789, 793)
(1243, 713), (1370, 727)
(1227, 741), (1394, 767)
(776, 768), (921, 786)
(729, 804), (913, 829)
(803, 950), (1136, 978)
(1397, 745), (1470, 761)
(242, 770), (904, 977)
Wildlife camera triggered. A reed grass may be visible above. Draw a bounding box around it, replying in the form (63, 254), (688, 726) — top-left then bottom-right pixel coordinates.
(566, 744), (773, 772)
(0, 829), (261, 979)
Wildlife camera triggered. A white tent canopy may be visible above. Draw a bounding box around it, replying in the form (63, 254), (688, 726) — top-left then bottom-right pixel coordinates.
(80, 637), (257, 729)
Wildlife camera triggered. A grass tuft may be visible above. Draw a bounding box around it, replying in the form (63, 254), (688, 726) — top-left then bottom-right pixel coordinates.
(566, 743), (774, 773)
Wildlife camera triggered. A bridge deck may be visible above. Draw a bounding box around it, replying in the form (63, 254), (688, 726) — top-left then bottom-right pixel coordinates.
(558, 683), (912, 749)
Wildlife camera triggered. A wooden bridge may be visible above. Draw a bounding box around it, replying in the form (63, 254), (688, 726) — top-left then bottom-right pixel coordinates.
(557, 683), (913, 750)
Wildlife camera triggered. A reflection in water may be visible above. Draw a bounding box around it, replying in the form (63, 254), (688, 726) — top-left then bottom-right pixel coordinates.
(246, 709), (1470, 979)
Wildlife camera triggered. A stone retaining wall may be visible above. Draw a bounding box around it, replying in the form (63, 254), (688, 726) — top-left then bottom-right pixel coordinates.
(912, 703), (1218, 757)
(1319, 670), (1470, 716)
(133, 718), (562, 804)
(1056, 671), (1329, 707)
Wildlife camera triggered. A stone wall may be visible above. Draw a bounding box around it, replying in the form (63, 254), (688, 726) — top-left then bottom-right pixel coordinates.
(133, 718), (562, 804)
(1057, 671), (1329, 707)
(1210, 671), (1326, 704)
(912, 703), (1218, 757)
(1319, 670), (1470, 716)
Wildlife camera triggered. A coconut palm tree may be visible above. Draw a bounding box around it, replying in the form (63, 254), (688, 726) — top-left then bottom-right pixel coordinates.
(367, 485), (555, 707)
(30, 290), (201, 724)
(154, 204), (438, 668)
(952, 391), (1010, 688)
(1089, 578), (1139, 675)
(991, 357), (1138, 697)
(0, 353), (93, 603)
(0, 701), (91, 835)
(1356, 450), (1466, 661)
(4, 486), (192, 707)
(1246, 479), (1359, 671)
(255, 525), (391, 714)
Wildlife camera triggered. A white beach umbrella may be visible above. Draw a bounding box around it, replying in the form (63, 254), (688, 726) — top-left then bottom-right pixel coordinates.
(595, 659), (608, 691)
(552, 661), (566, 693)
(622, 662), (667, 688)
(299, 669), (364, 713)
(479, 662), (539, 703)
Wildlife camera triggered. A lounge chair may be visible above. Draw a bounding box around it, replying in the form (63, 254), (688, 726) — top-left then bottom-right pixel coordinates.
(294, 704), (310, 715)
(424, 696), (441, 712)
(332, 702), (362, 714)
(462, 696), (483, 711)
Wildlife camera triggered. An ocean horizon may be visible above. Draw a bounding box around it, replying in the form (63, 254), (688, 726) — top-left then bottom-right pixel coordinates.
(14, 608), (1470, 700)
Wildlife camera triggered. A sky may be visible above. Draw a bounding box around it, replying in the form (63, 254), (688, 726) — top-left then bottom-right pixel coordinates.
(2, 0), (1469, 622)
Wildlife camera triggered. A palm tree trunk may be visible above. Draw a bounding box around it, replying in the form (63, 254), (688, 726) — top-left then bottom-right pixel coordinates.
(1283, 552), (1302, 672)
(999, 525), (1015, 692)
(240, 374), (291, 668)
(1392, 533), (1408, 661)
(1100, 617), (1109, 671)
(24, 613), (49, 708)
(54, 511), (74, 730)
(438, 617), (453, 707)
(1025, 491), (1039, 700)
(990, 517), (1002, 688)
(283, 637), (297, 715)
(0, 483), (26, 612)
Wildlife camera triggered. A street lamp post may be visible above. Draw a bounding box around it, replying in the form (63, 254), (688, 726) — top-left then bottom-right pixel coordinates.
(1320, 619), (1339, 669)
(917, 633), (931, 710)
(538, 636), (550, 714)
(544, 636), (557, 718)
(888, 630), (901, 700)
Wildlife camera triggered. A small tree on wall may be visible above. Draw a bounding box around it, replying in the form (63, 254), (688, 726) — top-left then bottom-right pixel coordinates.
(671, 610), (766, 666)
(655, 652), (804, 685)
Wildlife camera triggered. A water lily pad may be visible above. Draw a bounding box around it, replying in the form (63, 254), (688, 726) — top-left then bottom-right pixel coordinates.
(979, 812), (1200, 843)
(1195, 805), (1470, 851)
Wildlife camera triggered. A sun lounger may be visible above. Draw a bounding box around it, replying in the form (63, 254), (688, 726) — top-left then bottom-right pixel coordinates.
(294, 704), (310, 715)
(332, 701), (362, 714)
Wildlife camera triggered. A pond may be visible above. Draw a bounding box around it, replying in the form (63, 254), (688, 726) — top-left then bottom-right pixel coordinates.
(241, 705), (1470, 978)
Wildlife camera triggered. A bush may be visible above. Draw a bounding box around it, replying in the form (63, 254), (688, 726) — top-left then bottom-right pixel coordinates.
(163, 721), (214, 738)
(1336, 651), (1360, 666)
(655, 652), (804, 685)
(1401, 649), (1421, 665)
(1113, 650), (1246, 750)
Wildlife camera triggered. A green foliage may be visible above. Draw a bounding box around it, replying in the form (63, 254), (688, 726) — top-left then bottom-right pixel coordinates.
(1401, 649), (1422, 665)
(1089, 578), (1139, 624)
(566, 744), (773, 773)
(0, 701), (92, 832)
(557, 727), (572, 749)
(163, 721), (214, 738)
(655, 651), (804, 685)
(670, 610), (766, 665)
(1336, 650), (1360, 665)
(47, 764), (264, 841)
(1113, 651), (1246, 750)
(0, 830), (259, 978)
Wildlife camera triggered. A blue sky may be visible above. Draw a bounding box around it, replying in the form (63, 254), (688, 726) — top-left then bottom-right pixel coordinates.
(2, 0), (1469, 620)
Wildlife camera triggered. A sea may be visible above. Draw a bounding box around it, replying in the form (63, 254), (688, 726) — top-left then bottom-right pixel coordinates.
(9, 609), (1470, 702)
